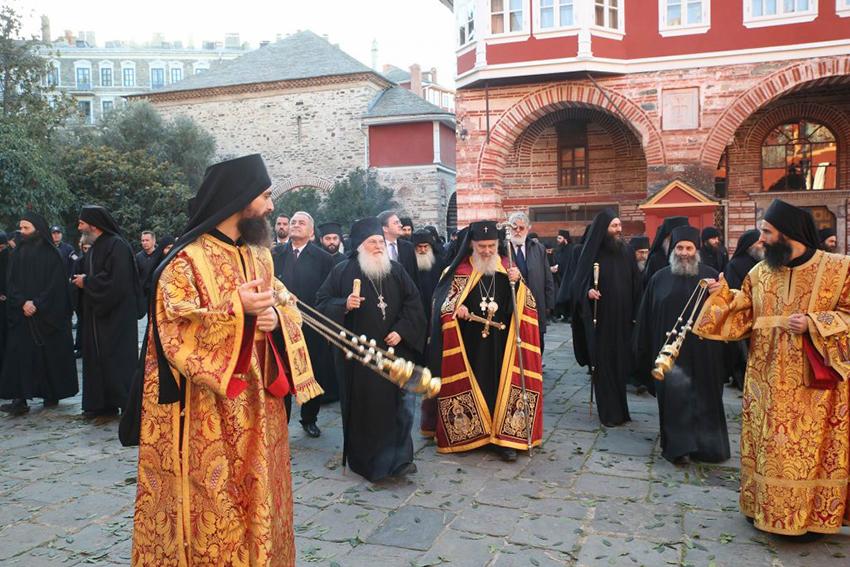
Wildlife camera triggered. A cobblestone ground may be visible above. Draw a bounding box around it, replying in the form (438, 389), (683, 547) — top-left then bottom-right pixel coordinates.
(1, 321), (848, 566)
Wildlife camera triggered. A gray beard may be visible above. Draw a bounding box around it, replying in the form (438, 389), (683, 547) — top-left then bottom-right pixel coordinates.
(637, 260), (646, 272)
(416, 249), (435, 271)
(669, 251), (700, 277)
(357, 249), (392, 281)
(471, 252), (500, 276)
(748, 247), (765, 261)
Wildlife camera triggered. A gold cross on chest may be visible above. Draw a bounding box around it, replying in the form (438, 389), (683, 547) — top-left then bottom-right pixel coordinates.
(376, 295), (388, 320)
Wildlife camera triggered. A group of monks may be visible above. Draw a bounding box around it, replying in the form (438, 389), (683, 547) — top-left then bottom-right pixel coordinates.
(4, 153), (845, 565)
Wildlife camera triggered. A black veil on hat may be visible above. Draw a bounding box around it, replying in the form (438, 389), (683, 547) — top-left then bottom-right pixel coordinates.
(120, 154), (273, 446)
(819, 227), (837, 243)
(670, 226), (701, 250)
(629, 235), (650, 251)
(79, 205), (122, 236)
(22, 211), (62, 254)
(400, 217), (414, 229)
(568, 209), (616, 314)
(763, 199), (820, 250)
(348, 217), (383, 257)
(732, 229), (761, 260)
(558, 229), (571, 240)
(648, 216), (688, 257)
(411, 228), (436, 248)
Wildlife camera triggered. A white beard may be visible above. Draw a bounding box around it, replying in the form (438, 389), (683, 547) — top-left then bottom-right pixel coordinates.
(416, 248), (435, 271)
(357, 248), (392, 280)
(669, 250), (700, 277)
(510, 236), (524, 248)
(471, 251), (500, 276)
(637, 260), (647, 272)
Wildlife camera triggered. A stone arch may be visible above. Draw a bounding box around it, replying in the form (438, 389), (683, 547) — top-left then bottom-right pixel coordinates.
(479, 82), (664, 189)
(699, 55), (850, 168)
(272, 174), (334, 200)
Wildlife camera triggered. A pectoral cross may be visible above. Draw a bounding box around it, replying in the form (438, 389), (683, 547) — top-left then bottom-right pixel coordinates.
(377, 295), (387, 320)
(482, 309), (496, 338)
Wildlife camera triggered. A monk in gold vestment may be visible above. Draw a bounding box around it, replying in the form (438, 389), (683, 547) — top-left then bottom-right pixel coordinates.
(127, 155), (322, 566)
(695, 199), (850, 537)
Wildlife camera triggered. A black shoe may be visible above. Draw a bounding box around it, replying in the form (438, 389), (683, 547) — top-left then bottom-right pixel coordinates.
(1, 399), (29, 416)
(302, 423), (321, 438)
(393, 462), (417, 477)
(497, 447), (517, 462)
(43, 399), (59, 408)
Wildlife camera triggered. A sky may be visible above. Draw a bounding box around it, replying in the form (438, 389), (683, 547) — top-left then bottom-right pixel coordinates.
(15, 0), (458, 86)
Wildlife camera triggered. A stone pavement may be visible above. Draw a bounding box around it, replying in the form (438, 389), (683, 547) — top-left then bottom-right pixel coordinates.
(1, 322), (848, 566)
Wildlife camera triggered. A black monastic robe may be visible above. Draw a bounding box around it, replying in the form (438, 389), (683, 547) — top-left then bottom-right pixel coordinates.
(0, 238), (78, 401)
(573, 243), (641, 425)
(634, 264), (730, 463)
(316, 259), (426, 482)
(0, 247), (9, 371)
(80, 233), (140, 412)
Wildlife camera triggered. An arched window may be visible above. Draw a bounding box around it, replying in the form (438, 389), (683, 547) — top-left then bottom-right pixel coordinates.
(761, 119), (837, 192)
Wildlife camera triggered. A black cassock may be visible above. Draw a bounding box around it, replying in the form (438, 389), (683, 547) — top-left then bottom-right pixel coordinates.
(634, 264), (730, 463)
(0, 239), (78, 401)
(316, 259), (425, 481)
(573, 244), (641, 426)
(274, 241), (338, 411)
(0, 247), (9, 370)
(80, 233), (140, 413)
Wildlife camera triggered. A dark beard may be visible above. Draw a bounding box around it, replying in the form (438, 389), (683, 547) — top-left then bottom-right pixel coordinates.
(764, 238), (792, 269)
(324, 243), (339, 254)
(238, 216), (272, 247)
(602, 233), (624, 252)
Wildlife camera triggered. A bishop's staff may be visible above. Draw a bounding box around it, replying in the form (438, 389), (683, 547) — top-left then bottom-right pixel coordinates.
(503, 222), (533, 456)
(590, 262), (600, 417)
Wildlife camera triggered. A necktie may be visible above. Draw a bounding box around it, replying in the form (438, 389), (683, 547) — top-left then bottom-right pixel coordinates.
(294, 247), (300, 260)
(515, 245), (528, 279)
(389, 242), (398, 261)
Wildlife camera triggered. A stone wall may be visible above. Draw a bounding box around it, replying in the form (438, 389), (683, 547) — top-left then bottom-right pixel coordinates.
(151, 80), (383, 191)
(376, 166), (456, 235)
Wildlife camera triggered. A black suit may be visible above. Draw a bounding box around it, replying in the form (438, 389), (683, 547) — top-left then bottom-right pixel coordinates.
(387, 238), (419, 289)
(273, 241), (337, 424)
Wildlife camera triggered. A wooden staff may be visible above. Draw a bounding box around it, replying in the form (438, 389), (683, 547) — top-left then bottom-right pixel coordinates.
(590, 262), (600, 417)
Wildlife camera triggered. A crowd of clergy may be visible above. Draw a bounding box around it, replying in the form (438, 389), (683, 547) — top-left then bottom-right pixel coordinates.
(1, 154), (848, 565)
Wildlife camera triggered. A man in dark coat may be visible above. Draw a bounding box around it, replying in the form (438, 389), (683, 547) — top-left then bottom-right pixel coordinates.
(634, 225), (729, 464)
(399, 216), (414, 240)
(51, 225), (76, 276)
(700, 226), (729, 272)
(135, 231), (159, 303)
(273, 211), (337, 436)
(316, 217), (426, 481)
(644, 216), (689, 282)
(723, 228), (763, 389)
(74, 205), (141, 418)
(507, 212), (555, 352)
(318, 221), (345, 264)
(570, 210), (642, 427)
(0, 213), (78, 415)
(378, 210), (419, 287)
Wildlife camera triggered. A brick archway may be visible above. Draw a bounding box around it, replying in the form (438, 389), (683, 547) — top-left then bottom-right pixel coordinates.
(272, 174), (334, 200)
(478, 82), (665, 189)
(741, 101), (850, 157)
(699, 55), (850, 169)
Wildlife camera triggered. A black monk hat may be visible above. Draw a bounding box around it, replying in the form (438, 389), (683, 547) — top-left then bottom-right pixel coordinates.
(732, 229), (761, 260)
(670, 226), (701, 250)
(763, 199), (820, 250)
(318, 222), (342, 238)
(470, 220), (498, 241)
(79, 205), (122, 236)
(411, 229), (435, 248)
(701, 226), (721, 241)
(400, 217), (414, 229)
(558, 229), (570, 239)
(629, 235), (650, 251)
(348, 217), (383, 255)
(819, 227), (837, 242)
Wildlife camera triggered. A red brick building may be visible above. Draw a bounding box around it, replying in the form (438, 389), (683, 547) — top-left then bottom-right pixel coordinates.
(443, 0), (850, 251)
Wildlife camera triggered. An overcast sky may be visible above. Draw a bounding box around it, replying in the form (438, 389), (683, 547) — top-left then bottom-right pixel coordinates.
(15, 0), (457, 86)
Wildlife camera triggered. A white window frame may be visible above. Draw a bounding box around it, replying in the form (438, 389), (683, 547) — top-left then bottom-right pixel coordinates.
(74, 60), (93, 90)
(488, 0), (528, 40)
(77, 98), (94, 125)
(536, 0), (579, 36)
(168, 63), (184, 84)
(838, 0), (850, 18)
(149, 60), (166, 89)
(744, 0), (818, 28)
(193, 61), (210, 75)
(98, 60), (114, 87)
(121, 61), (136, 87)
(101, 98), (115, 116)
(457, 0), (477, 48)
(659, 0), (710, 36)
(45, 59), (60, 87)
(591, 0), (626, 39)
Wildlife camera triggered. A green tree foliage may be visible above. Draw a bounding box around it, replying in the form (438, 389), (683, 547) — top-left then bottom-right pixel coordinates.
(0, 120), (73, 230)
(273, 187), (322, 221)
(60, 146), (192, 241)
(0, 5), (73, 136)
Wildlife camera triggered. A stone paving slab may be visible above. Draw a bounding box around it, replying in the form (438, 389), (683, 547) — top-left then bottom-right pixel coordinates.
(1, 321), (848, 566)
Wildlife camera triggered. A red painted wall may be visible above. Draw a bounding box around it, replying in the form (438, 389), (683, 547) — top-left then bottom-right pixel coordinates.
(487, 35), (579, 65)
(369, 122), (434, 167)
(440, 124), (457, 169)
(458, 48), (476, 75)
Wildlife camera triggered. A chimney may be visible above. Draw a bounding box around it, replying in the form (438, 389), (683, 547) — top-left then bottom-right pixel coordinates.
(409, 64), (422, 97)
(40, 15), (50, 43)
(64, 29), (74, 45)
(371, 39), (378, 71)
(86, 31), (96, 47)
(430, 67), (437, 85)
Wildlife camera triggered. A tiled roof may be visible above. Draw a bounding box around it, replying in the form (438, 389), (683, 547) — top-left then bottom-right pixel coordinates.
(364, 86), (453, 119)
